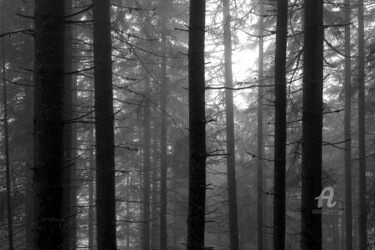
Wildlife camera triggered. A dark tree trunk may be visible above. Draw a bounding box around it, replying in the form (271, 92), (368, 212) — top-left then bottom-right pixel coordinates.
(142, 75), (151, 250)
(186, 0), (206, 249)
(222, 1), (240, 249)
(24, 86), (34, 250)
(33, 0), (65, 249)
(2, 5), (14, 249)
(343, 0), (353, 249)
(63, 0), (76, 248)
(257, 2), (265, 249)
(273, 0), (288, 249)
(93, 0), (117, 249)
(301, 0), (323, 249)
(357, 0), (367, 248)
(88, 126), (95, 249)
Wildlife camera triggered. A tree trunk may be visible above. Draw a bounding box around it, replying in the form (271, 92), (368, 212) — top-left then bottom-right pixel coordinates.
(93, 0), (117, 249)
(273, 0), (288, 249)
(24, 86), (34, 250)
(63, 0), (76, 248)
(88, 127), (95, 249)
(222, 1), (240, 249)
(142, 75), (151, 250)
(357, 0), (367, 248)
(186, 0), (206, 249)
(2, 4), (14, 248)
(301, 0), (323, 249)
(343, 0), (353, 249)
(257, 2), (264, 249)
(33, 0), (65, 249)
(160, 1), (169, 248)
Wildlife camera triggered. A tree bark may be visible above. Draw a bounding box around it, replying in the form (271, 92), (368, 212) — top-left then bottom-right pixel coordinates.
(63, 0), (76, 248)
(33, 0), (65, 249)
(88, 126), (95, 249)
(186, 0), (206, 249)
(142, 75), (151, 250)
(93, 0), (117, 249)
(273, 0), (288, 249)
(301, 0), (324, 249)
(257, 2), (265, 249)
(357, 0), (367, 248)
(2, 4), (14, 248)
(222, 1), (240, 249)
(159, 1), (169, 248)
(343, 0), (353, 249)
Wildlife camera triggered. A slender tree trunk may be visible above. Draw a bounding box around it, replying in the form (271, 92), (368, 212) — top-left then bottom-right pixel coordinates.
(24, 86), (33, 250)
(343, 0), (353, 249)
(142, 75), (151, 250)
(93, 0), (117, 249)
(301, 0), (323, 249)
(186, 0), (206, 249)
(63, 0), (75, 248)
(222, 1), (240, 249)
(33, 0), (65, 249)
(88, 127), (95, 249)
(151, 157), (159, 250)
(160, 1), (169, 248)
(2, 4), (14, 248)
(357, 0), (367, 248)
(273, 0), (288, 249)
(257, 2), (264, 249)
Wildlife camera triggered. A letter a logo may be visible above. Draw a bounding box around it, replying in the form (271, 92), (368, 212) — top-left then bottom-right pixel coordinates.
(315, 187), (336, 208)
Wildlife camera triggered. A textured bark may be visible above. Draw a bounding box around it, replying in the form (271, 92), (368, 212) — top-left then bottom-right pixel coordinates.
(142, 75), (151, 250)
(88, 127), (95, 249)
(357, 0), (367, 248)
(24, 86), (33, 250)
(343, 0), (353, 249)
(257, 3), (264, 249)
(2, 5), (14, 248)
(301, 0), (323, 249)
(93, 0), (117, 249)
(186, 0), (206, 249)
(273, 0), (288, 249)
(222, 1), (240, 249)
(33, 0), (65, 249)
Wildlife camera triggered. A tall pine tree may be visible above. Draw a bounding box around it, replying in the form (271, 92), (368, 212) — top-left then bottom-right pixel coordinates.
(33, 0), (65, 248)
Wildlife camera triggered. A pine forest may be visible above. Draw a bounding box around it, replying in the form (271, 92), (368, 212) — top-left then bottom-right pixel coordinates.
(0, 0), (374, 249)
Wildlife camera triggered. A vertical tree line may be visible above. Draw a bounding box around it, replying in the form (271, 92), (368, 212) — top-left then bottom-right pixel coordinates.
(186, 0), (206, 249)
(222, 1), (240, 250)
(92, 0), (117, 249)
(1, 0), (374, 249)
(33, 0), (65, 249)
(273, 0), (288, 249)
(301, 0), (324, 249)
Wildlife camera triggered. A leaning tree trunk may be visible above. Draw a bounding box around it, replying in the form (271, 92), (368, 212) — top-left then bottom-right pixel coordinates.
(343, 0), (353, 249)
(222, 1), (240, 249)
(186, 0), (207, 249)
(357, 0), (367, 249)
(273, 0), (288, 249)
(33, 0), (65, 249)
(301, 0), (324, 249)
(93, 0), (117, 249)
